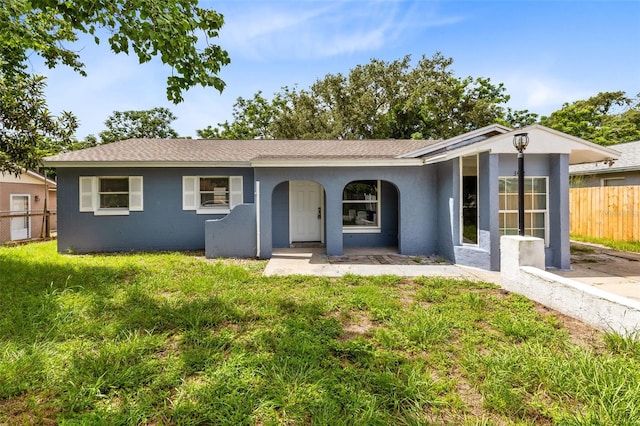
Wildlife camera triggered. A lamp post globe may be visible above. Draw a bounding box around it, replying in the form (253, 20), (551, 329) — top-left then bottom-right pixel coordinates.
(513, 132), (529, 236)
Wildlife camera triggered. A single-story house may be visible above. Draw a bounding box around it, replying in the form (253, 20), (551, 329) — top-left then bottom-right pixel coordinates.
(43, 124), (617, 270)
(0, 169), (57, 243)
(570, 140), (640, 187)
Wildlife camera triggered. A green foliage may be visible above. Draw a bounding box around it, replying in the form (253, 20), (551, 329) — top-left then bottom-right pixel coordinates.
(0, 74), (77, 174)
(541, 91), (640, 145)
(197, 92), (276, 139)
(0, 0), (228, 169)
(1, 0), (230, 103)
(99, 107), (179, 143)
(200, 53), (528, 140)
(1, 241), (638, 424)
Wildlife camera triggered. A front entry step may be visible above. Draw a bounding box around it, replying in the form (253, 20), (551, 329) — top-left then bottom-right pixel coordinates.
(290, 242), (325, 249)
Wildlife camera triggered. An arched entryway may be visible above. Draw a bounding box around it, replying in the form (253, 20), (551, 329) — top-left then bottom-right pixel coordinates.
(271, 180), (326, 248)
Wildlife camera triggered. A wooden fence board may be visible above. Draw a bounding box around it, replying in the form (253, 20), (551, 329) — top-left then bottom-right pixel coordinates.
(570, 186), (640, 241)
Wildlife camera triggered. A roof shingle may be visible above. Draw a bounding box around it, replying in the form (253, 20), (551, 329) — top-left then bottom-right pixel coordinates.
(44, 138), (439, 164)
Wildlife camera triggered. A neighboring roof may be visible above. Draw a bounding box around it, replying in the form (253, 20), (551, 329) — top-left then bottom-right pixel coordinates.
(570, 141), (640, 175)
(43, 138), (439, 167)
(412, 124), (620, 166)
(0, 169), (57, 188)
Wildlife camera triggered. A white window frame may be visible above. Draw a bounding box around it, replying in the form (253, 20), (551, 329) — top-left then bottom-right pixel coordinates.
(182, 176), (243, 215)
(498, 176), (549, 245)
(460, 155), (479, 246)
(342, 180), (381, 234)
(79, 176), (143, 216)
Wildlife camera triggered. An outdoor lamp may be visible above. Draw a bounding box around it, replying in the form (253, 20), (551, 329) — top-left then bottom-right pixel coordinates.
(513, 132), (529, 152)
(513, 132), (529, 236)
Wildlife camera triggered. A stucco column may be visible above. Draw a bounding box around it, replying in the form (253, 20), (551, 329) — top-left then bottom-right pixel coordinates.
(549, 154), (570, 269)
(258, 180), (273, 258)
(479, 153), (500, 270)
(324, 184), (343, 256)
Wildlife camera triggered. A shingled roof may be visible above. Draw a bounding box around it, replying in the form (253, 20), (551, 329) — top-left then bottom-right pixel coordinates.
(43, 138), (439, 166)
(570, 140), (640, 175)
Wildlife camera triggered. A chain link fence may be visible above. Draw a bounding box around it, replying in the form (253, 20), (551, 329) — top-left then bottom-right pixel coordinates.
(0, 210), (57, 245)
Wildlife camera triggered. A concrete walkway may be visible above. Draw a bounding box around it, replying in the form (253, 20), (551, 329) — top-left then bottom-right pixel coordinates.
(263, 246), (640, 302)
(263, 248), (501, 283)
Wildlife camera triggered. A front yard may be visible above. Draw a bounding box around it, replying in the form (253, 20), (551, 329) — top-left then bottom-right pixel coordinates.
(1, 242), (639, 425)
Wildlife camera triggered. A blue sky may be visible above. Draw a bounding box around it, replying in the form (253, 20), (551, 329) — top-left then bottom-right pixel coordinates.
(39, 0), (640, 139)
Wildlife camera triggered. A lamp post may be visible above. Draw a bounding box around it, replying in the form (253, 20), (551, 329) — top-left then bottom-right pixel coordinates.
(513, 132), (529, 236)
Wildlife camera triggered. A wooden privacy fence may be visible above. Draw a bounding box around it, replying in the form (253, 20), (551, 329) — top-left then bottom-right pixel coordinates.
(570, 186), (640, 241)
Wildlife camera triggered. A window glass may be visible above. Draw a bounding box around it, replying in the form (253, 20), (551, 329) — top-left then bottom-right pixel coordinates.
(200, 177), (229, 208)
(461, 155), (478, 244)
(498, 177), (548, 244)
(99, 178), (129, 209)
(343, 180), (380, 228)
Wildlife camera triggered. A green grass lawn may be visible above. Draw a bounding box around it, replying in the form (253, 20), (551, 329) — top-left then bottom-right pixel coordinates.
(571, 234), (640, 253)
(1, 241), (639, 425)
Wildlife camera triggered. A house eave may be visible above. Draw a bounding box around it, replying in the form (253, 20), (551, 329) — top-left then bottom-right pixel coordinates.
(250, 159), (425, 167)
(41, 161), (253, 168)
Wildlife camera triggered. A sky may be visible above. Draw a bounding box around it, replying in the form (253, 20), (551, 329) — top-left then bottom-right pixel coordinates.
(37, 0), (640, 139)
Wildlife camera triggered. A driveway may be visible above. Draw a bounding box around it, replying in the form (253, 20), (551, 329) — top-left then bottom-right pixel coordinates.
(554, 242), (640, 301)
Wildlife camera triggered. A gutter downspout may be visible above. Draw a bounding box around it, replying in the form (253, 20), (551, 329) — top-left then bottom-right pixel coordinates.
(255, 180), (260, 258)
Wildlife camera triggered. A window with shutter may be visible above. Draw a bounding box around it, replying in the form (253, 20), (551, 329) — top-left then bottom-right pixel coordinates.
(183, 176), (243, 214)
(79, 176), (143, 215)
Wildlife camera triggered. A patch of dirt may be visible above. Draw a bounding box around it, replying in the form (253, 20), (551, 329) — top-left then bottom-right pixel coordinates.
(533, 303), (606, 351)
(340, 313), (375, 340)
(0, 394), (57, 426)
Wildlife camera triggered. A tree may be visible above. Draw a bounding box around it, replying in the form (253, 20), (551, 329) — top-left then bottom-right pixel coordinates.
(197, 92), (277, 139)
(1, 0), (230, 102)
(540, 91), (640, 145)
(201, 53), (525, 140)
(0, 0), (229, 172)
(498, 108), (539, 129)
(99, 108), (179, 143)
(0, 74), (77, 175)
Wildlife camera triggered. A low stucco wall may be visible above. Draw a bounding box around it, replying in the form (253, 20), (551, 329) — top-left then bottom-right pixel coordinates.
(205, 204), (256, 258)
(501, 236), (640, 338)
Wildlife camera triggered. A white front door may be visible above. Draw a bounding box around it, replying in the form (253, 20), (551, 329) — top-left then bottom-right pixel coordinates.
(10, 194), (30, 241)
(290, 180), (323, 243)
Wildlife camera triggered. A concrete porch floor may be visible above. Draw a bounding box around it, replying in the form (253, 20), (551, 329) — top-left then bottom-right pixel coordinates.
(263, 247), (501, 283)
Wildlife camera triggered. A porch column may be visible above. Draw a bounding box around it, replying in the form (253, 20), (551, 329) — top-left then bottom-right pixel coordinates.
(324, 184), (343, 256)
(478, 153), (500, 271)
(258, 180), (273, 259)
(549, 154), (570, 269)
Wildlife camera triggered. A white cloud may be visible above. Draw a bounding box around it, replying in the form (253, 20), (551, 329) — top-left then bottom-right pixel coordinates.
(217, 1), (463, 60)
(500, 73), (593, 116)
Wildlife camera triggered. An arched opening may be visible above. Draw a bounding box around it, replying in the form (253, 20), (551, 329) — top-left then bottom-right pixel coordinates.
(271, 179), (325, 249)
(342, 179), (399, 252)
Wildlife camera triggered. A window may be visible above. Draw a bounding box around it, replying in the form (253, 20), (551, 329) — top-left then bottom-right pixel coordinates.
(498, 177), (547, 242)
(99, 178), (129, 209)
(602, 177), (625, 187)
(79, 176), (143, 215)
(342, 180), (380, 232)
(461, 155), (478, 244)
(182, 176), (243, 214)
(200, 177), (230, 208)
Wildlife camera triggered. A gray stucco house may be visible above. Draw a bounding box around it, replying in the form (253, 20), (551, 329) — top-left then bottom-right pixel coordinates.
(570, 140), (638, 187)
(43, 124), (617, 271)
